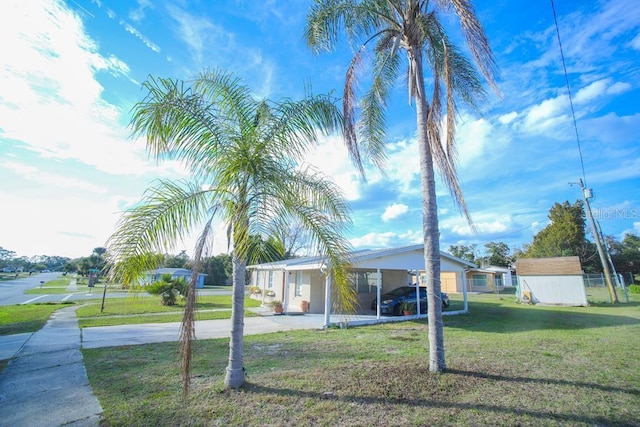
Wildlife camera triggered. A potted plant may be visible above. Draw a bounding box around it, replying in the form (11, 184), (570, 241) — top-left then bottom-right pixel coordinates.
(249, 286), (262, 295)
(269, 300), (284, 314)
(400, 301), (416, 316)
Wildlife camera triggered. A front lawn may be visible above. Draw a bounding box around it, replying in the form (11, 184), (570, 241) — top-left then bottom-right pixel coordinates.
(83, 291), (640, 426)
(76, 295), (262, 327)
(0, 303), (73, 335)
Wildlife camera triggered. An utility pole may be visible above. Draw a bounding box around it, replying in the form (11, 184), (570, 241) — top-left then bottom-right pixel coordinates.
(577, 179), (618, 303)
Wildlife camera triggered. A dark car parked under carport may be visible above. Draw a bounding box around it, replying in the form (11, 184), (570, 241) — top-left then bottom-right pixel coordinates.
(370, 286), (450, 315)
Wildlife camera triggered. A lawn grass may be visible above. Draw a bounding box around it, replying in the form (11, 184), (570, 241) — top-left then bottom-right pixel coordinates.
(76, 295), (262, 327)
(83, 291), (640, 426)
(0, 303), (74, 335)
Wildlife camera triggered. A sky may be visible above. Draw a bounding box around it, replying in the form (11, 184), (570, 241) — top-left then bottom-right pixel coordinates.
(0, 0), (638, 260)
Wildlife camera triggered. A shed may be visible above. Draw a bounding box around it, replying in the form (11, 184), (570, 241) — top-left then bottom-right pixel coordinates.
(516, 256), (587, 306)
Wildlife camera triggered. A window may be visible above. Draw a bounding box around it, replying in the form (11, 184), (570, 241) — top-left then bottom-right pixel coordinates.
(268, 271), (273, 288)
(295, 271), (302, 297)
(472, 274), (487, 287)
(350, 271), (379, 294)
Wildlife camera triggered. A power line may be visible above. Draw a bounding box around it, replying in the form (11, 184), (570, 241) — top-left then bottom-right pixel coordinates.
(550, 0), (587, 187)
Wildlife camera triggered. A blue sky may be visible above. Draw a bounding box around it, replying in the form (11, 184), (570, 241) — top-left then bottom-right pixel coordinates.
(1, 0), (638, 259)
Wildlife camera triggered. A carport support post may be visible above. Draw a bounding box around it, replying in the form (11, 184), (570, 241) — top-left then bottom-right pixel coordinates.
(462, 270), (469, 313)
(323, 273), (332, 328)
(376, 268), (381, 319)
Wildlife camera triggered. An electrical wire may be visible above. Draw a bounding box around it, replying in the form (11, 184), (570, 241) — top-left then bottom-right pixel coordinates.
(550, 0), (588, 187)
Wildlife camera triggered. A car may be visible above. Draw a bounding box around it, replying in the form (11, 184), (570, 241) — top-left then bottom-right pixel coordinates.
(370, 286), (450, 315)
(2, 267), (14, 273)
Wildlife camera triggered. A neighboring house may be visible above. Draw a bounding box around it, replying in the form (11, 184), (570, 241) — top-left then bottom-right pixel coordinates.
(516, 256), (588, 306)
(466, 265), (515, 293)
(144, 268), (207, 289)
(248, 244), (476, 321)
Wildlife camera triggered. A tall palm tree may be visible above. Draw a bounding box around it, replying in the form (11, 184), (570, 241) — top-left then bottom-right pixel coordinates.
(107, 70), (357, 391)
(305, 0), (498, 372)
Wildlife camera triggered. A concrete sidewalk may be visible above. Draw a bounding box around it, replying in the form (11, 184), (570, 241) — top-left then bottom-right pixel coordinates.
(81, 308), (327, 349)
(0, 306), (103, 427)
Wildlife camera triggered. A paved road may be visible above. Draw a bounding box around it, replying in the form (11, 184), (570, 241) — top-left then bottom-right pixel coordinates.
(0, 273), (232, 306)
(0, 272), (61, 306)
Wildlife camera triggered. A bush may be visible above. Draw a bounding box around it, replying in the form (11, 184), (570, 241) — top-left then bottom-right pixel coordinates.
(147, 274), (188, 306)
(628, 284), (640, 294)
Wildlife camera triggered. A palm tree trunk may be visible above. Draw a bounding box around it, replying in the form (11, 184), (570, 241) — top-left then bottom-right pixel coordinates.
(412, 47), (446, 372)
(224, 253), (247, 388)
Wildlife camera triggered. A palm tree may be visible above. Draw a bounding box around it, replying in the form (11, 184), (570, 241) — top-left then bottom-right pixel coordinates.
(305, 0), (498, 372)
(107, 70), (357, 391)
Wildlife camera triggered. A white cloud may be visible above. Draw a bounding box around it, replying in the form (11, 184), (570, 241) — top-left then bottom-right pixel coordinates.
(498, 112), (518, 124)
(1, 160), (108, 194)
(631, 34), (640, 50)
(0, 0), (160, 176)
(166, 4), (216, 64)
(381, 203), (409, 222)
(350, 229), (422, 249)
(574, 79), (610, 104)
(301, 134), (363, 201)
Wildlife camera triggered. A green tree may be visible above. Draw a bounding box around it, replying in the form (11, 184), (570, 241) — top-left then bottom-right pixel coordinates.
(305, 0), (497, 372)
(483, 242), (512, 267)
(164, 250), (190, 268)
(107, 70), (356, 392)
(610, 233), (640, 278)
(202, 254), (232, 286)
(448, 243), (477, 264)
(526, 201), (597, 270)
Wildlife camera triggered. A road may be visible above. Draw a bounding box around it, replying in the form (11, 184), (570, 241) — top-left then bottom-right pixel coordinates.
(0, 273), (232, 306)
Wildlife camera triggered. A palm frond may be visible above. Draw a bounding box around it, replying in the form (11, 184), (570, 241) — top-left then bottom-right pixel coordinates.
(107, 180), (214, 283)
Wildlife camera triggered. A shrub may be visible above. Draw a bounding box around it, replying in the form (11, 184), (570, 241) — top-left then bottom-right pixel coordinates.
(147, 274), (188, 306)
(628, 284), (640, 294)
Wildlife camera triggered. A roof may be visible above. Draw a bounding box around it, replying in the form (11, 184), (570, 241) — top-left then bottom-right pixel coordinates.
(148, 268), (207, 276)
(248, 244), (477, 271)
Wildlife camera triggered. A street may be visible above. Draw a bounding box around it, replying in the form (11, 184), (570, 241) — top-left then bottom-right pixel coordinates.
(0, 272), (232, 306)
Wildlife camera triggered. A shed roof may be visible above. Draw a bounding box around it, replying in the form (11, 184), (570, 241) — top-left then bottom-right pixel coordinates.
(516, 256), (582, 276)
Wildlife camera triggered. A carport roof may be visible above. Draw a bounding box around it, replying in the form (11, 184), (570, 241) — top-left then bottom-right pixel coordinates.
(248, 244), (476, 271)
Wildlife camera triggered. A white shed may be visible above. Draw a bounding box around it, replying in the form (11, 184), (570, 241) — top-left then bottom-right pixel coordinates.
(516, 256), (588, 306)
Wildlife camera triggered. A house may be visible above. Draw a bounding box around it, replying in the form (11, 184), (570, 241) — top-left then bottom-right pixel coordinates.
(516, 256), (587, 306)
(144, 268), (207, 289)
(466, 265), (515, 293)
(248, 244), (476, 324)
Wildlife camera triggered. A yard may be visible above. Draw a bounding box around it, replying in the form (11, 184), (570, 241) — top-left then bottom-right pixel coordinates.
(82, 288), (640, 426)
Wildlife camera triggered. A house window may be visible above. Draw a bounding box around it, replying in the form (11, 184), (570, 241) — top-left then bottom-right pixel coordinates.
(268, 271), (274, 288)
(472, 274), (487, 287)
(350, 271), (379, 294)
(295, 271), (302, 297)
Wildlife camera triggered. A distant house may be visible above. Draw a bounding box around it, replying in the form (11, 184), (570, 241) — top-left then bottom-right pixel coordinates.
(248, 244), (476, 325)
(144, 268), (207, 289)
(516, 256), (587, 306)
(466, 265), (515, 293)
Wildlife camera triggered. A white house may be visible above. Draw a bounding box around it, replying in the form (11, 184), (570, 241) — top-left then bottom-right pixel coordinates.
(248, 244), (476, 326)
(144, 268), (207, 289)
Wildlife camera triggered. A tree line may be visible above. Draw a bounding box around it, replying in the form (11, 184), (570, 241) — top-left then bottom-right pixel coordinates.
(449, 200), (640, 279)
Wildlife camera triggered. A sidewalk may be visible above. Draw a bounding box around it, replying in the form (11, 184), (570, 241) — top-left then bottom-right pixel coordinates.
(0, 306), (103, 427)
(0, 306), (375, 426)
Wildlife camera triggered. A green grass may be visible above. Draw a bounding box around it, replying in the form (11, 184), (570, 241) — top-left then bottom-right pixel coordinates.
(0, 303), (74, 335)
(83, 291), (640, 426)
(76, 295), (262, 327)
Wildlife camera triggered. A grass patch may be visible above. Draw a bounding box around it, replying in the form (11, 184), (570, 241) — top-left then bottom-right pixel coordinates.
(78, 309), (258, 328)
(0, 303), (73, 335)
(76, 295), (262, 327)
(84, 292), (640, 426)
